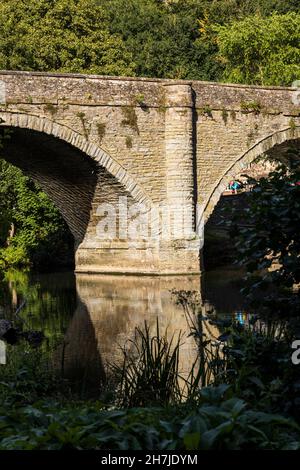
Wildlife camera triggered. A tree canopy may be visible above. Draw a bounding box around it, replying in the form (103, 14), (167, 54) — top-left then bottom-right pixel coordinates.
(0, 0), (135, 76)
(97, 0), (300, 82)
(0, 0), (299, 82)
(215, 12), (300, 85)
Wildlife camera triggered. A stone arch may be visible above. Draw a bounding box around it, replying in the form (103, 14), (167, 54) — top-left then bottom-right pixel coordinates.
(203, 126), (300, 222)
(0, 113), (151, 206)
(0, 113), (153, 246)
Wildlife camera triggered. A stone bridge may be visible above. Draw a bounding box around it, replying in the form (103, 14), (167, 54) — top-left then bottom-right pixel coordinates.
(0, 71), (299, 274)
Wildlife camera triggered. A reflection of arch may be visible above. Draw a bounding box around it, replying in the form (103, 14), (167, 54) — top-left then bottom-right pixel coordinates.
(0, 113), (151, 207)
(62, 275), (200, 381)
(204, 127), (300, 221)
(57, 296), (107, 396)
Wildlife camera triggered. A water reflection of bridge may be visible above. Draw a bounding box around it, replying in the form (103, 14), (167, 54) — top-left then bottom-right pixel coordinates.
(57, 275), (201, 390)
(55, 268), (247, 391)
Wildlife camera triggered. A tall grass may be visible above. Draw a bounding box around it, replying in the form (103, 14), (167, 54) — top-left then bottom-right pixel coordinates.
(111, 319), (195, 407)
(110, 293), (227, 408)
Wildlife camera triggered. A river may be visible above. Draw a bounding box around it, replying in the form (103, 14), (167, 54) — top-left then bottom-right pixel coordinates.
(0, 266), (249, 389)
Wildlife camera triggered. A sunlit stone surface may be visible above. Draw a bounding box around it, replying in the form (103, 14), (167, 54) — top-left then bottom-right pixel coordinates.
(0, 71), (298, 274)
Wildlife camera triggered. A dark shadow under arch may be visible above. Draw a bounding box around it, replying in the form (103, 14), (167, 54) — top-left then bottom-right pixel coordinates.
(203, 133), (300, 271)
(204, 127), (300, 223)
(1, 126), (98, 246)
(0, 122), (152, 254)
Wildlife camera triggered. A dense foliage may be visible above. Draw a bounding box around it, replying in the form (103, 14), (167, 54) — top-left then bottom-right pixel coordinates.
(215, 12), (300, 85)
(1, 391), (299, 450)
(0, 160), (74, 271)
(0, 0), (134, 75)
(0, 0), (299, 82)
(1, 330), (300, 450)
(231, 163), (300, 319)
(99, 0), (300, 82)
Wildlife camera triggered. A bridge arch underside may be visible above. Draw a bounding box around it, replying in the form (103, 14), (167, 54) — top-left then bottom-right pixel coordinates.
(2, 126), (97, 246)
(202, 131), (300, 270)
(1, 125), (201, 275)
(2, 126), (140, 244)
(204, 129), (300, 223)
(0, 126), (149, 273)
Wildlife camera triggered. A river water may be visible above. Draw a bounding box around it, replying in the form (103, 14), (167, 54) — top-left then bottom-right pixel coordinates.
(0, 267), (248, 388)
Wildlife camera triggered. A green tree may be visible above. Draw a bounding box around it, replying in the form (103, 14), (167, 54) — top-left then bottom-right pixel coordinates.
(98, 0), (223, 80)
(98, 0), (300, 81)
(215, 12), (300, 85)
(0, 0), (135, 75)
(0, 159), (74, 271)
